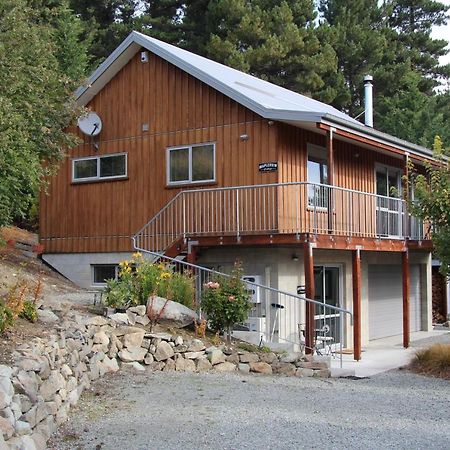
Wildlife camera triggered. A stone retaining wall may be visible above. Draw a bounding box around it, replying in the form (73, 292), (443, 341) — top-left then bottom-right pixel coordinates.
(0, 306), (330, 449)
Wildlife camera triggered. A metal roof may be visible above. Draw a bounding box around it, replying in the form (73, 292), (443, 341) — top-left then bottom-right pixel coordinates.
(76, 31), (433, 159)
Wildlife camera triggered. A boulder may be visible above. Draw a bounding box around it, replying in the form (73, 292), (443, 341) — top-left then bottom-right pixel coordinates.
(16, 371), (40, 402)
(174, 336), (184, 346)
(146, 297), (197, 327)
(109, 313), (129, 325)
(146, 332), (173, 341)
(93, 331), (109, 346)
(295, 368), (314, 377)
(121, 362), (145, 372)
(249, 362), (272, 375)
(312, 369), (331, 378)
(123, 329), (145, 349)
(259, 352), (277, 364)
(187, 339), (205, 352)
(85, 316), (108, 326)
(184, 351), (204, 360)
(238, 363), (250, 374)
(0, 391), (11, 410)
(175, 358), (196, 372)
(196, 358), (212, 372)
(126, 310), (137, 325)
(148, 361), (165, 371)
(118, 347), (147, 362)
(135, 315), (150, 326)
(239, 353), (259, 364)
(37, 309), (59, 324)
(100, 357), (119, 373)
(0, 416), (14, 439)
(271, 362), (296, 377)
(214, 362), (236, 372)
(39, 371), (65, 401)
(143, 354), (154, 365)
(225, 353), (240, 365)
(154, 341), (175, 361)
(280, 352), (302, 364)
(208, 349), (226, 366)
(163, 359), (176, 371)
(128, 305), (146, 316)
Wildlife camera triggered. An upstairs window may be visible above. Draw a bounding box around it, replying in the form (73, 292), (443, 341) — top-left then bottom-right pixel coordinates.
(72, 153), (127, 182)
(307, 144), (328, 207)
(167, 143), (215, 185)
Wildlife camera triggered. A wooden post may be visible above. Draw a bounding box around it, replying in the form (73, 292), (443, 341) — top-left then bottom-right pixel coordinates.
(304, 243), (315, 354)
(352, 249), (362, 361)
(327, 128), (334, 233)
(186, 246), (197, 264)
(402, 250), (410, 348)
(404, 153), (410, 237)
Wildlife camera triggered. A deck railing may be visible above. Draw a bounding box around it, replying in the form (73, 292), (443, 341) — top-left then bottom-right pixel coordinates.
(134, 182), (426, 253)
(131, 244), (353, 367)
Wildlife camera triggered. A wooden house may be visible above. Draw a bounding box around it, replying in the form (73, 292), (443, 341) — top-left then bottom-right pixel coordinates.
(40, 32), (435, 358)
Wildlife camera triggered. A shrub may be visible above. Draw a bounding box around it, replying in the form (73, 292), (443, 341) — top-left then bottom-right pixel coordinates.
(201, 262), (251, 343)
(412, 343), (450, 379)
(0, 301), (14, 333)
(19, 300), (38, 323)
(103, 253), (195, 310)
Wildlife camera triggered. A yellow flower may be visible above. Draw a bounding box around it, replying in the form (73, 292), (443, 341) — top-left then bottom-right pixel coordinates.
(160, 272), (172, 280)
(157, 264), (165, 271)
(132, 252), (142, 259)
(119, 260), (129, 268)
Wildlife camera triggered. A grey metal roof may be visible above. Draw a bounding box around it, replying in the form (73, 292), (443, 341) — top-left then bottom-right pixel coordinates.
(76, 31), (433, 159)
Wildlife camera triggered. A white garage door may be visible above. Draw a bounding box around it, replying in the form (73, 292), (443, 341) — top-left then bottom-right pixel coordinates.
(369, 265), (422, 340)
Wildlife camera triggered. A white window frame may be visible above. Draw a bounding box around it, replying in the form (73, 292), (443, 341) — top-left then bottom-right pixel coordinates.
(72, 152), (128, 182)
(91, 264), (119, 287)
(166, 142), (216, 186)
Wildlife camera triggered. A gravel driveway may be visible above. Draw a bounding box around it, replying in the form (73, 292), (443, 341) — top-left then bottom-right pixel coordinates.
(49, 369), (449, 450)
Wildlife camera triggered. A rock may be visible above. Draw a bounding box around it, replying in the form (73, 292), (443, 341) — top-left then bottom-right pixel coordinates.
(184, 351), (205, 360)
(109, 313), (129, 324)
(16, 371), (39, 402)
(196, 358), (212, 372)
(271, 362), (296, 376)
(225, 353), (240, 365)
(313, 369), (331, 378)
(122, 362), (145, 372)
(31, 432), (46, 450)
(208, 349), (226, 366)
(154, 341), (175, 361)
(260, 352), (277, 364)
(85, 316), (108, 326)
(296, 361), (329, 370)
(174, 345), (188, 353)
(141, 339), (151, 349)
(60, 364), (73, 379)
(295, 368), (314, 377)
(187, 339), (205, 352)
(118, 347), (147, 362)
(39, 371), (65, 401)
(239, 353), (259, 364)
(146, 332), (173, 341)
(100, 357), (119, 373)
(15, 358), (41, 372)
(126, 310), (137, 325)
(17, 396), (31, 415)
(123, 329), (145, 349)
(93, 331), (109, 346)
(146, 297), (197, 327)
(214, 362), (236, 372)
(37, 309), (59, 323)
(0, 376), (14, 398)
(143, 354), (154, 365)
(0, 391), (11, 409)
(175, 358), (196, 372)
(174, 336), (183, 346)
(163, 359), (176, 371)
(148, 361), (165, 371)
(15, 421), (31, 437)
(249, 362), (272, 374)
(128, 305), (146, 316)
(280, 352), (301, 364)
(135, 315), (150, 326)
(238, 363), (250, 373)
(0, 416), (14, 439)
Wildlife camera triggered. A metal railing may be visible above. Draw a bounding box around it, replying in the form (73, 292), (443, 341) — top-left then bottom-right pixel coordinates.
(132, 241), (353, 367)
(134, 182), (426, 253)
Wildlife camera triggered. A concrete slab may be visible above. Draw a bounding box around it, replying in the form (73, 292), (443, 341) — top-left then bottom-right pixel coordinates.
(331, 329), (450, 378)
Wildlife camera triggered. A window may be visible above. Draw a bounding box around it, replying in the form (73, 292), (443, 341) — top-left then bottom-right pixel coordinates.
(72, 153), (127, 182)
(92, 265), (119, 285)
(167, 143), (215, 185)
(307, 145), (328, 207)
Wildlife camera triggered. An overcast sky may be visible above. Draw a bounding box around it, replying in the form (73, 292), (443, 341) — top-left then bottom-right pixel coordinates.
(431, 0), (450, 65)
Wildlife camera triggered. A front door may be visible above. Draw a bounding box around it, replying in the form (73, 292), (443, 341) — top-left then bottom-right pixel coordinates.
(376, 166), (403, 237)
(314, 266), (341, 344)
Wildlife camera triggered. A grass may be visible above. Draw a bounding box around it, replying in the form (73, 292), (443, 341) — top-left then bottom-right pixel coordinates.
(411, 343), (450, 379)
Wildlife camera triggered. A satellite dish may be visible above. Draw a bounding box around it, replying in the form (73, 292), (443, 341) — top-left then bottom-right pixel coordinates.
(77, 112), (102, 136)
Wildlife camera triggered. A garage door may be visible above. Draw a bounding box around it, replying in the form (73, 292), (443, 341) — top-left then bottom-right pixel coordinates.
(369, 265), (422, 340)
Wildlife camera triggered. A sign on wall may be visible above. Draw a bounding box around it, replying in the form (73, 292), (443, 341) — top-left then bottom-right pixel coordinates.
(258, 162), (278, 172)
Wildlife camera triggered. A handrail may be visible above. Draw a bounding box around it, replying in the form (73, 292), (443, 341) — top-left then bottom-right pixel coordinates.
(132, 239), (353, 367)
(133, 182), (425, 255)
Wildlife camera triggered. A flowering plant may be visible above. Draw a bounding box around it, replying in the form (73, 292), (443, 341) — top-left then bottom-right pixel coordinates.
(201, 261), (251, 342)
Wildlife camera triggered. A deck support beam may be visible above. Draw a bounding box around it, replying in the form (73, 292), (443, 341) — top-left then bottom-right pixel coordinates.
(304, 243), (315, 354)
(402, 250), (410, 348)
(352, 249), (362, 361)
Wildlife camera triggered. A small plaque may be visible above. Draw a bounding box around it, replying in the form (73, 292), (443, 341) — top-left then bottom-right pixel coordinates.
(259, 162), (278, 172)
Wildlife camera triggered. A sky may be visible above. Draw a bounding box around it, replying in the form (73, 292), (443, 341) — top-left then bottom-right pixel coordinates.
(431, 0), (450, 65)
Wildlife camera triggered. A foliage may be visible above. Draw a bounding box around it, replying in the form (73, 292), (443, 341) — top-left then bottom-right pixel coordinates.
(412, 343), (450, 379)
(200, 262), (252, 342)
(103, 253), (195, 309)
(0, 302), (14, 334)
(19, 300), (38, 323)
(408, 136), (450, 275)
(0, 0), (82, 227)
